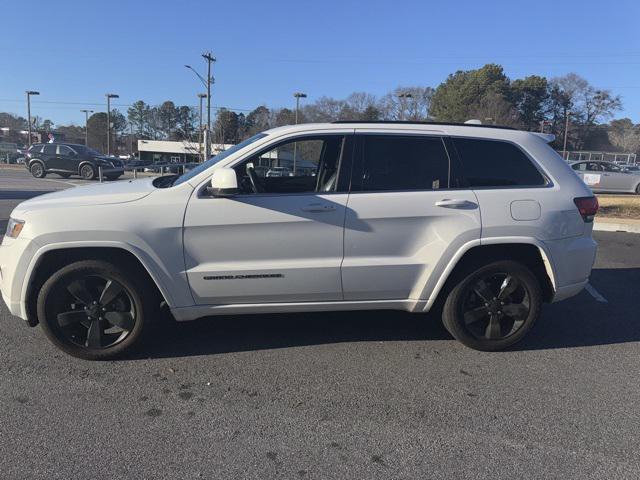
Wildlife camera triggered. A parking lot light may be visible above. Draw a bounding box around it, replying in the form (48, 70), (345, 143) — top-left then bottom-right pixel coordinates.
(25, 91), (40, 147)
(105, 94), (119, 156)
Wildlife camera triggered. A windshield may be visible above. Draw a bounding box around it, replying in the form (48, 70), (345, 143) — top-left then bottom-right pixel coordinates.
(172, 133), (267, 187)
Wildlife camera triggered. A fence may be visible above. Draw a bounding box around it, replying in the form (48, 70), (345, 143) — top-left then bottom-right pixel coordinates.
(564, 151), (637, 165)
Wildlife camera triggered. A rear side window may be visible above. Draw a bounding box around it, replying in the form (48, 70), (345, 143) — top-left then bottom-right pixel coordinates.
(355, 135), (449, 191)
(453, 138), (546, 187)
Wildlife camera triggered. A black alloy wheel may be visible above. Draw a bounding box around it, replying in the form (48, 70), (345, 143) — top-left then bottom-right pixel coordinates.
(461, 273), (530, 341)
(38, 260), (155, 360)
(442, 260), (541, 351)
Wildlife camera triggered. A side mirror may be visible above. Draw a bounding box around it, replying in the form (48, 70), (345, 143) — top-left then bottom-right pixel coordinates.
(209, 168), (238, 197)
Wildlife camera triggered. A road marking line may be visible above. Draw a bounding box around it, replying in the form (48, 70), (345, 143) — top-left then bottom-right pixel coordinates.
(585, 283), (608, 303)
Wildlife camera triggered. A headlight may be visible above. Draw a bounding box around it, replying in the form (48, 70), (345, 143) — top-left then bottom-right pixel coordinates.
(6, 218), (25, 238)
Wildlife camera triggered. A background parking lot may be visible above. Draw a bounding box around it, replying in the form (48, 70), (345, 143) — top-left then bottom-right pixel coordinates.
(1, 169), (639, 479)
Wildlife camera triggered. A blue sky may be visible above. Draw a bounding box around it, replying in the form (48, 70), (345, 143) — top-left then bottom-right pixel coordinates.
(1, 0), (638, 125)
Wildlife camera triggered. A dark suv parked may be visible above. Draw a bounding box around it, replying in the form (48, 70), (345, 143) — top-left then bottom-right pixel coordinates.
(25, 143), (125, 180)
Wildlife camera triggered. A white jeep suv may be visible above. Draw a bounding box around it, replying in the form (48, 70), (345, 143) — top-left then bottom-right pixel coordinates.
(0, 122), (598, 359)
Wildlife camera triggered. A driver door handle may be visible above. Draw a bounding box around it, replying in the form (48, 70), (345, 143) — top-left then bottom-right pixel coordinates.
(301, 203), (336, 213)
(435, 199), (477, 209)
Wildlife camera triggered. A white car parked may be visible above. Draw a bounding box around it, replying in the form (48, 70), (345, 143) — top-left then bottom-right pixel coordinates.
(0, 121), (598, 359)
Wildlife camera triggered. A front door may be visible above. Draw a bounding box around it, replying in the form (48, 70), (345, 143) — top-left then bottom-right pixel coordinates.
(183, 134), (353, 305)
(56, 145), (79, 172)
(342, 132), (481, 300)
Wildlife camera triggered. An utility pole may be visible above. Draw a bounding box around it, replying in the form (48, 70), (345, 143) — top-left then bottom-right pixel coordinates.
(292, 92), (307, 175)
(186, 54), (215, 158)
(105, 93), (119, 155)
(80, 109), (93, 145)
(25, 91), (40, 147)
(562, 111), (572, 160)
(202, 52), (215, 159)
(197, 93), (207, 162)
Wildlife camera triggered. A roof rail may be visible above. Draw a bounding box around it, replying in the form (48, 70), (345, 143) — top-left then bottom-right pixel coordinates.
(331, 120), (517, 130)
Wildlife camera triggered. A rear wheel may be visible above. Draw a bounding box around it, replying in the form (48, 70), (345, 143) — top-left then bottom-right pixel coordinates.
(37, 260), (157, 360)
(30, 162), (46, 178)
(80, 164), (96, 180)
(442, 260), (541, 351)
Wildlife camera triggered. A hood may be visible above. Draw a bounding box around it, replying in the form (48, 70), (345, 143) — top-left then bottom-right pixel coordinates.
(14, 178), (156, 214)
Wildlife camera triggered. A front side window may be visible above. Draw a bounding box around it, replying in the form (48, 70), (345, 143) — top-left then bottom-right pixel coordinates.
(353, 135), (449, 192)
(234, 135), (345, 194)
(172, 133), (267, 187)
(453, 138), (546, 187)
(57, 145), (73, 156)
(43, 144), (57, 155)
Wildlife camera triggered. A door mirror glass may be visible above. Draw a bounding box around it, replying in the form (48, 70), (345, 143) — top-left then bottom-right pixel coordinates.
(209, 168), (238, 197)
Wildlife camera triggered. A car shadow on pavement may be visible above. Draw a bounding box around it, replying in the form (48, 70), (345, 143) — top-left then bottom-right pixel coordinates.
(135, 309), (451, 360)
(132, 267), (639, 360)
(0, 190), (55, 200)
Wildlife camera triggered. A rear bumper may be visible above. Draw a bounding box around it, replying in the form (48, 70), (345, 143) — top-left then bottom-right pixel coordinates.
(551, 279), (589, 303)
(544, 235), (597, 303)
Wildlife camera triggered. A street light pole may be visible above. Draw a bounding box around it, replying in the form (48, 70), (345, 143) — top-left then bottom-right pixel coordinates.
(292, 92), (307, 175)
(80, 109), (93, 145)
(105, 93), (119, 155)
(562, 111), (572, 160)
(25, 91), (40, 147)
(397, 92), (413, 121)
(197, 93), (207, 162)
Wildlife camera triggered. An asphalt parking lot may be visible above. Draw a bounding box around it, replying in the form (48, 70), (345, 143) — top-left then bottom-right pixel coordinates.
(1, 168), (639, 479)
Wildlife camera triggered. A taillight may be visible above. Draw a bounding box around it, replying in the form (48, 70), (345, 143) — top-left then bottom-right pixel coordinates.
(574, 196), (599, 223)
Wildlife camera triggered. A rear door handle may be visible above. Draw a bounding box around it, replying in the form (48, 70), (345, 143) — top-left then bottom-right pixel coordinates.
(301, 203), (336, 213)
(435, 199), (477, 209)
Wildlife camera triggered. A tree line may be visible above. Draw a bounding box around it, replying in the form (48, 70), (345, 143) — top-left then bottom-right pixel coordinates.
(1, 63), (639, 155)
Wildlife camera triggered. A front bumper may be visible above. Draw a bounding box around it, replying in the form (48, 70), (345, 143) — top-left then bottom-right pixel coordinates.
(98, 167), (124, 176)
(0, 235), (39, 321)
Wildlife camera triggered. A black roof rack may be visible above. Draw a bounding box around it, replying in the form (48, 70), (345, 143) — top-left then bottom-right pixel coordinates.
(331, 120), (516, 130)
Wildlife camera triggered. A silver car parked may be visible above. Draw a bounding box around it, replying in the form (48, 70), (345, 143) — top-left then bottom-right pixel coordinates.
(571, 161), (640, 194)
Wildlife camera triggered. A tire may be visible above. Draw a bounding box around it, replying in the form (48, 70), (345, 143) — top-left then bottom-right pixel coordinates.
(30, 162), (46, 178)
(635, 183), (640, 195)
(57, 173), (71, 178)
(37, 260), (158, 360)
(80, 164), (96, 180)
(442, 260), (541, 351)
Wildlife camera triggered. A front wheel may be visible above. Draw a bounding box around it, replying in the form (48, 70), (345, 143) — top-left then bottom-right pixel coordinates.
(37, 260), (157, 360)
(80, 164), (96, 180)
(442, 260), (541, 351)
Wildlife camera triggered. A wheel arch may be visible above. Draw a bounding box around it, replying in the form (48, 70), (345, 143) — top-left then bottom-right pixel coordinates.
(425, 240), (556, 312)
(23, 245), (172, 326)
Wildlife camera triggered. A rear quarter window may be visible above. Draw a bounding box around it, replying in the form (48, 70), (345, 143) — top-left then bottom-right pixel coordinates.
(453, 138), (546, 187)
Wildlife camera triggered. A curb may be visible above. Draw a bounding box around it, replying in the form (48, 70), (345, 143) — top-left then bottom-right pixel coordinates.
(594, 220), (640, 234)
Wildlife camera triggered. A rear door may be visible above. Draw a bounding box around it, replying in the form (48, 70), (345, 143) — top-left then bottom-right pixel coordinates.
(41, 144), (58, 170)
(341, 131), (481, 301)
